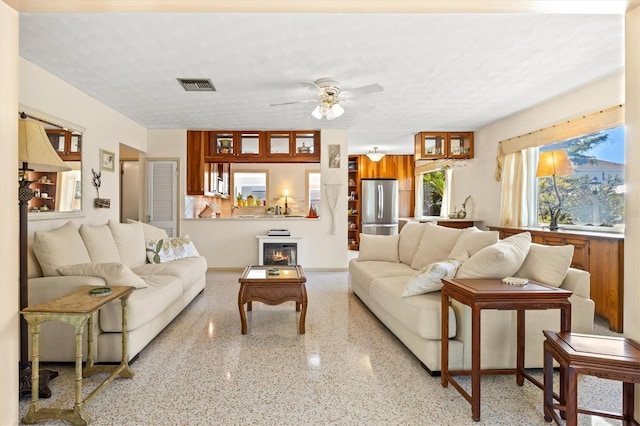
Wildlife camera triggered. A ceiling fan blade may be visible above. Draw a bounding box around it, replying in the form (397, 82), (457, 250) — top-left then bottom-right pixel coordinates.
(269, 99), (318, 107)
(341, 83), (384, 99)
(300, 81), (321, 92)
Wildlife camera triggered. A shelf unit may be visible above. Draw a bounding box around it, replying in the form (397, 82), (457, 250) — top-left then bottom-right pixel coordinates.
(348, 155), (361, 250)
(29, 171), (57, 212)
(414, 132), (474, 160)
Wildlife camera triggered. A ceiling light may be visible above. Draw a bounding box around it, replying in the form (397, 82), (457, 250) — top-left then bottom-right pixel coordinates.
(312, 102), (344, 120)
(366, 147), (385, 162)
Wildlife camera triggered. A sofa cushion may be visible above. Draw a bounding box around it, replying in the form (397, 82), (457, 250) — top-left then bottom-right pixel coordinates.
(32, 221), (91, 276)
(369, 276), (456, 339)
(127, 219), (169, 242)
(99, 274), (183, 332)
(398, 222), (427, 265)
(132, 256), (208, 293)
(79, 224), (121, 263)
(108, 220), (147, 268)
(57, 262), (148, 289)
(410, 223), (466, 270)
(402, 253), (468, 297)
(448, 228), (499, 259)
(515, 243), (574, 287)
(146, 235), (201, 264)
(357, 233), (400, 262)
(456, 232), (532, 279)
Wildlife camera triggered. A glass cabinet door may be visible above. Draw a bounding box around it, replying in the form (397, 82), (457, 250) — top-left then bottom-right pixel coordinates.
(294, 131), (316, 155)
(421, 133), (446, 158)
(212, 132), (235, 155)
(268, 132), (292, 155)
(448, 133), (474, 158)
(239, 132), (261, 155)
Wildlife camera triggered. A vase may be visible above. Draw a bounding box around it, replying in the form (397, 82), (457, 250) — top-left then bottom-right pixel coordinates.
(457, 209), (466, 219)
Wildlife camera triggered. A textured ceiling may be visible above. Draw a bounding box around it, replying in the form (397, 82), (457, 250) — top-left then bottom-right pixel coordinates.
(18, 13), (623, 154)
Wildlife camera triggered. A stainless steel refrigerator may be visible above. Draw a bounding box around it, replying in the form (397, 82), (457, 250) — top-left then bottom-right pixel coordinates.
(361, 178), (399, 235)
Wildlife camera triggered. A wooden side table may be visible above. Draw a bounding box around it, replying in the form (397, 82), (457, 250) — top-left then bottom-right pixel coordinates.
(543, 331), (640, 425)
(21, 285), (135, 426)
(238, 265), (307, 334)
(441, 278), (572, 422)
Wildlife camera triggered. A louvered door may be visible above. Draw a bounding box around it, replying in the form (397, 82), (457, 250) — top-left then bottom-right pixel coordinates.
(147, 160), (178, 237)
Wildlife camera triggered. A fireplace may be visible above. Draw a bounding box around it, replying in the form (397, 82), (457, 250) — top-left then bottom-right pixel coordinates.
(257, 236), (302, 266)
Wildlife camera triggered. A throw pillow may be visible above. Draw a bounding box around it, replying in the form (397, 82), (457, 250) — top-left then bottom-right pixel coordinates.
(456, 232), (532, 279)
(58, 263), (148, 289)
(410, 223), (466, 270)
(107, 220), (147, 268)
(79, 224), (121, 263)
(515, 243), (574, 287)
(32, 221), (91, 276)
(448, 228), (499, 259)
(146, 235), (201, 264)
(357, 234), (400, 262)
(398, 222), (427, 265)
(402, 252), (469, 297)
(126, 219), (169, 242)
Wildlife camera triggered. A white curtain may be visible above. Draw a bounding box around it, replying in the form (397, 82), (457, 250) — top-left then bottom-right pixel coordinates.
(499, 148), (538, 227)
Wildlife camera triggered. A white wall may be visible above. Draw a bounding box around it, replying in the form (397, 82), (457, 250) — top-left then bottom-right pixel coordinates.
(146, 128), (349, 269)
(0, 2), (20, 424)
(453, 72), (624, 229)
(19, 58), (148, 232)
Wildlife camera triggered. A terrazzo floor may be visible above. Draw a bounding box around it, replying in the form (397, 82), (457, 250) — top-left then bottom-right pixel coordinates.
(19, 271), (623, 425)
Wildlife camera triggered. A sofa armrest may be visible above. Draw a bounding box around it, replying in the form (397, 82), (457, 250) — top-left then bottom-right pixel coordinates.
(559, 268), (590, 299)
(28, 275), (107, 306)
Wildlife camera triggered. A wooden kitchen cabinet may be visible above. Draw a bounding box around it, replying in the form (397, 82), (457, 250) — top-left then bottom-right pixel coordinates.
(46, 128), (81, 161)
(414, 132), (474, 160)
(489, 226), (624, 332)
(206, 131), (264, 162)
(186, 130), (207, 195)
(265, 130), (320, 162)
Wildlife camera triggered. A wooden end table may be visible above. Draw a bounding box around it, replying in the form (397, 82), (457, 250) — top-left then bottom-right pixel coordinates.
(440, 278), (572, 422)
(543, 331), (640, 425)
(238, 265), (307, 334)
(21, 285), (135, 426)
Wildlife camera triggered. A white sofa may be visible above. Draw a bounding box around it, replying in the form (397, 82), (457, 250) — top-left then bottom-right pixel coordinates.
(349, 222), (595, 374)
(27, 220), (207, 363)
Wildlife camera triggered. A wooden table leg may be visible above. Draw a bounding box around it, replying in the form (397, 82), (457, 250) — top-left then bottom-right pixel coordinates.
(543, 341), (554, 422)
(565, 367), (578, 426)
(516, 309), (525, 386)
(623, 382), (634, 422)
(238, 284), (248, 334)
(471, 304), (481, 421)
(441, 290), (449, 388)
(298, 284), (307, 334)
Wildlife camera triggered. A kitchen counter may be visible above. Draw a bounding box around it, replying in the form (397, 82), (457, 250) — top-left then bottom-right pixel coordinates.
(184, 215), (318, 220)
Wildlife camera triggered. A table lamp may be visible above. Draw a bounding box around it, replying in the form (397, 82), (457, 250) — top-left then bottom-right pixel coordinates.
(536, 149), (574, 231)
(18, 116), (71, 397)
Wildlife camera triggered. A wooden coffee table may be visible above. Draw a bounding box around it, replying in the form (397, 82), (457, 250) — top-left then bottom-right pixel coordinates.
(440, 278), (572, 422)
(237, 265), (307, 334)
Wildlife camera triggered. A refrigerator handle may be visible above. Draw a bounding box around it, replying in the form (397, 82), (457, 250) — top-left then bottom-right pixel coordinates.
(378, 184), (383, 219)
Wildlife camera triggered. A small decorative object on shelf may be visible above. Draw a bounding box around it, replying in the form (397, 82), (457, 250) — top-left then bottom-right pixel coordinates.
(501, 277), (529, 286)
(88, 287), (113, 297)
(267, 267), (280, 276)
(457, 195), (471, 219)
(92, 168), (111, 208)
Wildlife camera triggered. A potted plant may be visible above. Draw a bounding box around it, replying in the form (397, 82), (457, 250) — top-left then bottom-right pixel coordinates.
(236, 193), (244, 206)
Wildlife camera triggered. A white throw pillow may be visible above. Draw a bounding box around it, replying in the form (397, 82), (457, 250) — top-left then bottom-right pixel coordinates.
(79, 224), (121, 263)
(357, 234), (400, 262)
(402, 252), (469, 297)
(515, 243), (574, 287)
(58, 263), (148, 289)
(398, 222), (427, 265)
(456, 232), (532, 279)
(410, 223), (466, 270)
(32, 221), (91, 276)
(107, 220), (147, 267)
(448, 228), (499, 259)
(146, 235), (201, 264)
(126, 219), (169, 242)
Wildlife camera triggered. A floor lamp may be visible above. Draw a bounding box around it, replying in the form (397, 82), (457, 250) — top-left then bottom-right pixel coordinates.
(18, 117), (71, 397)
(536, 149), (574, 231)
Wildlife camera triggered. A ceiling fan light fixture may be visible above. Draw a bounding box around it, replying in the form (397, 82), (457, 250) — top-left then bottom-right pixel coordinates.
(366, 147), (385, 162)
(332, 103), (345, 118)
(311, 105), (323, 119)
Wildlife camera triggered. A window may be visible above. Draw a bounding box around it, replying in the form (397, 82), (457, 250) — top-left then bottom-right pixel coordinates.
(306, 171), (321, 214)
(417, 167), (451, 217)
(232, 171), (267, 206)
(537, 126), (625, 229)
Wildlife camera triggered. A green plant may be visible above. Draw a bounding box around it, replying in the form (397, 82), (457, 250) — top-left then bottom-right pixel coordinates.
(145, 240), (163, 264)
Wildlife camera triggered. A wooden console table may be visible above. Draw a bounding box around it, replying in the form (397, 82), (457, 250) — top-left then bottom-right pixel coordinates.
(488, 226), (624, 332)
(21, 285), (135, 426)
(441, 278), (572, 422)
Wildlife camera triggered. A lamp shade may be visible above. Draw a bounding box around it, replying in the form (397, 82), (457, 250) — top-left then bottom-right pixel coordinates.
(536, 150), (574, 178)
(366, 147), (385, 162)
(19, 119), (71, 172)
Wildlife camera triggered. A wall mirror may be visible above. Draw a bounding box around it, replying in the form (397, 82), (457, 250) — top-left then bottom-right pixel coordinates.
(21, 105), (85, 220)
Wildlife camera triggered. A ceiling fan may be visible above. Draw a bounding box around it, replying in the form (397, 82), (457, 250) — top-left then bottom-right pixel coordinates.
(270, 78), (383, 120)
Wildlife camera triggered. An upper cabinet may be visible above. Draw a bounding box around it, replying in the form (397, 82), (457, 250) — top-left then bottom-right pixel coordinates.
(265, 130), (320, 162)
(46, 128), (82, 161)
(187, 130), (207, 195)
(414, 132), (474, 160)
(207, 131), (264, 162)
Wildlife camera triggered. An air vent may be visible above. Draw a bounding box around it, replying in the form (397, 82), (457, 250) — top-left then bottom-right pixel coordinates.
(177, 78), (216, 92)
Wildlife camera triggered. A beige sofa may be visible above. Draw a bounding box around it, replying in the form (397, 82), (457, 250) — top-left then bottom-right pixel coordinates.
(349, 222), (595, 374)
(27, 220), (207, 362)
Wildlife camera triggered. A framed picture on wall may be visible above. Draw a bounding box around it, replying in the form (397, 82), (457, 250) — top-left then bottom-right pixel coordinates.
(329, 144), (340, 168)
(100, 149), (115, 172)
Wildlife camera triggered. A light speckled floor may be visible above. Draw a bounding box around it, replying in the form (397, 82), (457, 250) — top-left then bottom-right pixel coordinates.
(19, 271), (623, 425)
